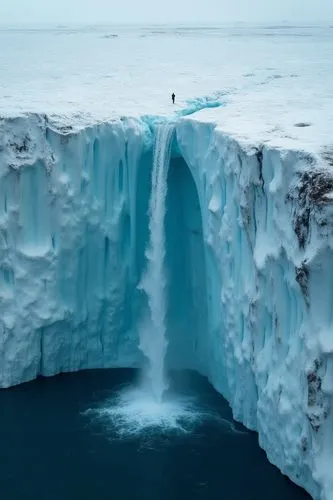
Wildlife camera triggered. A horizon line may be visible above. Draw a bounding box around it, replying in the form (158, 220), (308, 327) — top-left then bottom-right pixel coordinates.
(0, 21), (332, 27)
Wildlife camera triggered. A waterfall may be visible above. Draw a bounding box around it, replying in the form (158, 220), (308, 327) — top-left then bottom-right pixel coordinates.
(139, 122), (175, 403)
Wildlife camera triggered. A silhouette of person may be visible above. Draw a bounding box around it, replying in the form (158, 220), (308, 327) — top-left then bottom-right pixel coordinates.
(172, 93), (175, 104)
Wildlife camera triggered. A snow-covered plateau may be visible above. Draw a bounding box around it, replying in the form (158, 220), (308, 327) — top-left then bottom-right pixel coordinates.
(1, 23), (333, 500)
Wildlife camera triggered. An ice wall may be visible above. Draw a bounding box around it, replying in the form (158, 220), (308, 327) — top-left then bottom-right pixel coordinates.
(165, 155), (208, 373)
(175, 119), (333, 500)
(1, 112), (333, 499)
(0, 115), (153, 386)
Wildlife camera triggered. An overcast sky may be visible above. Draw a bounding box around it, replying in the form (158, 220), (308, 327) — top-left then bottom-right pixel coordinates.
(0, 0), (332, 25)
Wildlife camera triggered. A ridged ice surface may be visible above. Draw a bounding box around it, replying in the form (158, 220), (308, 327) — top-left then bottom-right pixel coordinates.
(1, 23), (333, 500)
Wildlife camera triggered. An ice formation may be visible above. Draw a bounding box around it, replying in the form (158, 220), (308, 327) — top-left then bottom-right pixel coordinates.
(1, 110), (333, 499)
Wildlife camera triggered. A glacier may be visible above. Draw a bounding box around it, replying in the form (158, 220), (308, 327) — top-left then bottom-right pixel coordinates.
(1, 109), (333, 499)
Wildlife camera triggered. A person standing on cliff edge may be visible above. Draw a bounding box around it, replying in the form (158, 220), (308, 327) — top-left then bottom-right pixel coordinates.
(172, 92), (175, 104)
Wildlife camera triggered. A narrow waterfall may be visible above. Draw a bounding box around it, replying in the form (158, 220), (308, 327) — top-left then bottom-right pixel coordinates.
(139, 123), (175, 403)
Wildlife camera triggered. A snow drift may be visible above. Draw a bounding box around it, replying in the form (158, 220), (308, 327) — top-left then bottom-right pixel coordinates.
(1, 112), (333, 499)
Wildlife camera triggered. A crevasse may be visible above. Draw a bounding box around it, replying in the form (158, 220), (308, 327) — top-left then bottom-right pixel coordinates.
(1, 113), (333, 499)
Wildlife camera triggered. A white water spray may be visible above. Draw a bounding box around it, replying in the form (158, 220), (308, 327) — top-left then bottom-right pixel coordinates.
(139, 123), (175, 403)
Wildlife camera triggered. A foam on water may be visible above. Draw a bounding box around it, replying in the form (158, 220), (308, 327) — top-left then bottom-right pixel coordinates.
(84, 384), (249, 440)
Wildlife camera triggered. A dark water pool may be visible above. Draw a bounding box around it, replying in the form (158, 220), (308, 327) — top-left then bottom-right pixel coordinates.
(0, 369), (310, 500)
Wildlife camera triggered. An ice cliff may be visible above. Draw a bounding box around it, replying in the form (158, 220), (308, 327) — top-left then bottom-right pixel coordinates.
(1, 112), (333, 499)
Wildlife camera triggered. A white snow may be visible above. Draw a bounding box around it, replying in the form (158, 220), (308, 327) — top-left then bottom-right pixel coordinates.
(0, 24), (332, 152)
(1, 23), (333, 500)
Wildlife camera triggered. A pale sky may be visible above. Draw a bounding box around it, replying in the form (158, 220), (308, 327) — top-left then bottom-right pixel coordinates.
(0, 0), (332, 25)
